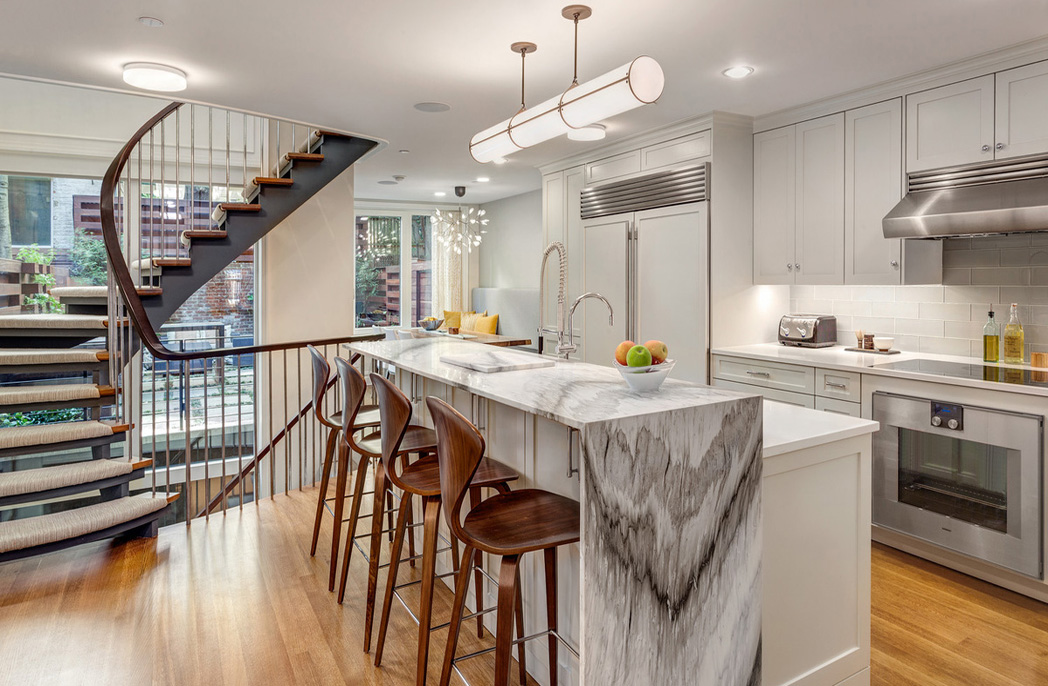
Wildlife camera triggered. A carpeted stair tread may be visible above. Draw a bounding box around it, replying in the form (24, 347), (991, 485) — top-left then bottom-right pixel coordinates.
(0, 384), (108, 406)
(0, 458), (136, 498)
(0, 421), (116, 450)
(0, 314), (109, 329)
(0, 492), (171, 554)
(0, 348), (107, 365)
(49, 286), (107, 299)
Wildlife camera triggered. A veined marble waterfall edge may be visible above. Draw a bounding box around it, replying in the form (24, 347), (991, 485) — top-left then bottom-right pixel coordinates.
(579, 395), (763, 686)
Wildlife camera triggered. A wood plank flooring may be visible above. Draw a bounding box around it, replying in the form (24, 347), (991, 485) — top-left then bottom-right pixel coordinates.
(1, 489), (1046, 685)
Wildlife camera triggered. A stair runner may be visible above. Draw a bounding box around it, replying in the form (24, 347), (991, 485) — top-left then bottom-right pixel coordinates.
(0, 288), (176, 562)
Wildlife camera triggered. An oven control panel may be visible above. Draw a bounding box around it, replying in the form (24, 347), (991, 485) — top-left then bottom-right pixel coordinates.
(931, 402), (964, 430)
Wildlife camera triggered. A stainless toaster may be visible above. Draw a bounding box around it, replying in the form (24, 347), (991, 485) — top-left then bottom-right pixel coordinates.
(778, 314), (837, 348)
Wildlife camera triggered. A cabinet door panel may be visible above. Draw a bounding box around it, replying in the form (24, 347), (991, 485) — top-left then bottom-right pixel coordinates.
(753, 126), (796, 284)
(635, 203), (708, 383)
(795, 113), (845, 284)
(995, 62), (1048, 159)
(581, 215), (630, 364)
(846, 99), (902, 284)
(906, 76), (994, 172)
(564, 167), (586, 343)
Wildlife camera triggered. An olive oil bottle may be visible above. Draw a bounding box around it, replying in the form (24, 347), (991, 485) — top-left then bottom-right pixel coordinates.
(1003, 303), (1025, 364)
(982, 306), (999, 363)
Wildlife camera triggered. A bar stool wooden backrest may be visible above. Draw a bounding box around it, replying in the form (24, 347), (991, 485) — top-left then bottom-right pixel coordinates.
(424, 396), (486, 542)
(369, 373), (413, 484)
(307, 344), (339, 431)
(334, 357), (372, 449)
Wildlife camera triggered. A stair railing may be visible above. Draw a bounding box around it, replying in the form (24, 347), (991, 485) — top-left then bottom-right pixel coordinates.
(99, 102), (384, 523)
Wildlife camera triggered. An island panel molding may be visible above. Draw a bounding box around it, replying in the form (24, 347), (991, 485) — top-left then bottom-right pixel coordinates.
(581, 399), (763, 685)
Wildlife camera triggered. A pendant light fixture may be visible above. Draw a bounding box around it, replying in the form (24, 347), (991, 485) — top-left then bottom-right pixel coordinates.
(470, 5), (664, 163)
(433, 207), (489, 254)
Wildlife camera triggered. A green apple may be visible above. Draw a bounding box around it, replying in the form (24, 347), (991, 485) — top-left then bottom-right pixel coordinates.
(626, 344), (652, 367)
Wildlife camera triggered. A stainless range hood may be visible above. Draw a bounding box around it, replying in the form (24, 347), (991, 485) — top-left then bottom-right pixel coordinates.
(883, 153), (1048, 239)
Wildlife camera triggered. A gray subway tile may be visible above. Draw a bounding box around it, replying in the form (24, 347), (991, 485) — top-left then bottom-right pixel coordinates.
(919, 337), (971, 356)
(971, 267), (1030, 285)
(945, 285), (1000, 305)
(895, 285), (944, 302)
(919, 302), (971, 321)
(943, 249), (1000, 268)
(895, 318), (945, 337)
(1001, 247), (1048, 267)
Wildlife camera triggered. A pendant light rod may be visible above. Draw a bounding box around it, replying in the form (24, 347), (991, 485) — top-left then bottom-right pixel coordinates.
(562, 4), (592, 85)
(510, 42), (537, 111)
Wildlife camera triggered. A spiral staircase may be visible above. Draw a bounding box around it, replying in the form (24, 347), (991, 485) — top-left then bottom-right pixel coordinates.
(0, 102), (380, 562)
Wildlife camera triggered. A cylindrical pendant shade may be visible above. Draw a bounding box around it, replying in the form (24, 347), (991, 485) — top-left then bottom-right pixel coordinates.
(470, 117), (522, 163)
(508, 93), (572, 148)
(470, 55), (664, 163)
(560, 56), (664, 129)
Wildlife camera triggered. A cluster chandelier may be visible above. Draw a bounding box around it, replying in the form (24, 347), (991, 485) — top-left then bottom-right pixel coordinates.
(470, 5), (665, 164)
(432, 207), (489, 254)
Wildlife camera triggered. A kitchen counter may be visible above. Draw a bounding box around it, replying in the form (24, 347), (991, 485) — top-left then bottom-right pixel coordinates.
(346, 337), (763, 686)
(762, 401), (878, 458)
(713, 342), (1048, 398)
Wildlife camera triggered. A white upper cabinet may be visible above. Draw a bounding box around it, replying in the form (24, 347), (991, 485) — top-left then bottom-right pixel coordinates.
(795, 114), (845, 285)
(906, 75), (995, 172)
(995, 61), (1048, 159)
(753, 126), (796, 284)
(845, 99), (903, 284)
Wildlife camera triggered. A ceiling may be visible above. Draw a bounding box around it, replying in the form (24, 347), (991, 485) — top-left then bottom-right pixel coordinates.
(4, 1), (1048, 204)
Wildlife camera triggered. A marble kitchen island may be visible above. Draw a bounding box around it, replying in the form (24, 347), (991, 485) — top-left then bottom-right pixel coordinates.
(346, 337), (764, 686)
(345, 338), (879, 686)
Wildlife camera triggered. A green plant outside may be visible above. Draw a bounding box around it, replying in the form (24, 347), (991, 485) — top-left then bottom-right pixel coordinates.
(70, 230), (109, 286)
(0, 409), (85, 427)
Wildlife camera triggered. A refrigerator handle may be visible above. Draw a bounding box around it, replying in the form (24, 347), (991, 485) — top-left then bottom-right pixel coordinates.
(625, 221), (633, 341)
(630, 222), (639, 342)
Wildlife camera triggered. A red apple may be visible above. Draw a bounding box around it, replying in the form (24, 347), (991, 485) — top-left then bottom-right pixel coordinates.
(614, 340), (635, 366)
(644, 340), (668, 364)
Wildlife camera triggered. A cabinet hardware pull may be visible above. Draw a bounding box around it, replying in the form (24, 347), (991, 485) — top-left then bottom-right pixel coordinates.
(746, 370), (771, 377)
(982, 144), (991, 152)
(825, 381), (848, 389)
(996, 142), (1005, 151)
(890, 260), (899, 269)
(786, 263), (793, 271)
(794, 263), (801, 271)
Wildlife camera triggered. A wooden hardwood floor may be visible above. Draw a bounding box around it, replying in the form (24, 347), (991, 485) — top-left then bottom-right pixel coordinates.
(1, 489), (1046, 685)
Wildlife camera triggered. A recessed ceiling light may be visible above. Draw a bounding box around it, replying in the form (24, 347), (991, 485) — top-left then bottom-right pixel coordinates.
(123, 62), (187, 92)
(399, 149), (410, 154)
(722, 65), (755, 79)
(567, 124), (606, 142)
(358, 216), (370, 221)
(492, 158), (507, 165)
(476, 177), (490, 183)
(414, 102), (451, 113)
(137, 16), (164, 28)
(378, 180), (398, 185)
(434, 191), (447, 197)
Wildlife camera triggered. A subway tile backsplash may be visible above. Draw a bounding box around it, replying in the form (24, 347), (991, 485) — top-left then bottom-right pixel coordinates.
(788, 235), (1048, 360)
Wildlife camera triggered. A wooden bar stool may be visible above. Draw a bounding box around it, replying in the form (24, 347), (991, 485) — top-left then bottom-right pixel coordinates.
(426, 396), (581, 686)
(370, 375), (520, 686)
(308, 345), (381, 591)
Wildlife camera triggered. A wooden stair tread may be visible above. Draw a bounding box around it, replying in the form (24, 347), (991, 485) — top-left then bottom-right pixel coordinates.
(182, 230), (227, 239)
(136, 287), (162, 297)
(285, 153), (324, 162)
(254, 177), (293, 186)
(49, 286), (161, 299)
(314, 129), (352, 139)
(218, 203), (261, 212)
(0, 492), (174, 554)
(0, 458), (147, 498)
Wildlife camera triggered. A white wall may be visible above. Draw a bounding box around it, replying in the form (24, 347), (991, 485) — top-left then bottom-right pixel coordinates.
(478, 189), (542, 289)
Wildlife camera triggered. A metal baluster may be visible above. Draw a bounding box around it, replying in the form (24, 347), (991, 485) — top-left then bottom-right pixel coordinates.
(161, 118), (166, 260)
(174, 108), (179, 261)
(203, 357), (210, 521)
(148, 129), (155, 284)
(268, 351), (274, 500)
(275, 120), (280, 177)
(259, 115), (264, 181)
(184, 361), (191, 525)
(208, 107), (213, 232)
(221, 341), (227, 513)
(283, 348), (289, 494)
(297, 350), (303, 491)
(237, 353), (244, 510)
(190, 105), (195, 253)
(225, 110), (230, 202)
(243, 112), (248, 202)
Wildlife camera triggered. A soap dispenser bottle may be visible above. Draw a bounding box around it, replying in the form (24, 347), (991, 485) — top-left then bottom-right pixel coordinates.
(1003, 303), (1025, 364)
(983, 306), (999, 363)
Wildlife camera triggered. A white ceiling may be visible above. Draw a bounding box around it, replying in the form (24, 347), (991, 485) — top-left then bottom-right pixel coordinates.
(4, 1), (1048, 204)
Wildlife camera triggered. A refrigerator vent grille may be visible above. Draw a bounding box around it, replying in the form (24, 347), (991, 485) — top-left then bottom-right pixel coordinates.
(580, 163), (709, 219)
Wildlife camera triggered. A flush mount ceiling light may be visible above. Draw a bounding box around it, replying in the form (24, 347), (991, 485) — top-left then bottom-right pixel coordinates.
(470, 5), (664, 164)
(414, 102), (451, 113)
(567, 123), (606, 141)
(137, 16), (164, 28)
(434, 191), (447, 197)
(722, 65), (755, 79)
(433, 207), (489, 254)
(476, 176), (490, 182)
(122, 62), (187, 92)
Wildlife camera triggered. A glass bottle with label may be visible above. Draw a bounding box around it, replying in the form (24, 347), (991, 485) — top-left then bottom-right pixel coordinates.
(982, 306), (999, 363)
(1003, 303), (1025, 364)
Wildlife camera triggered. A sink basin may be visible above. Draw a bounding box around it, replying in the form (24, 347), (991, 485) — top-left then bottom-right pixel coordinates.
(440, 351), (555, 373)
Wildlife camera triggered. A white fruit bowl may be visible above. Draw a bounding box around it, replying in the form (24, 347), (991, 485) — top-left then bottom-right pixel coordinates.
(614, 359), (675, 393)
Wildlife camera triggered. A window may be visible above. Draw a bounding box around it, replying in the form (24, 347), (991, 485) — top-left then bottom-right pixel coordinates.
(7, 176), (52, 246)
(354, 212), (434, 328)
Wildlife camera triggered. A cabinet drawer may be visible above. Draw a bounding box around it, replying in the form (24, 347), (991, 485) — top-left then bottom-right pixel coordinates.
(815, 368), (861, 402)
(586, 150), (642, 184)
(713, 378), (816, 409)
(712, 355), (815, 394)
(641, 132), (711, 171)
(815, 395), (862, 417)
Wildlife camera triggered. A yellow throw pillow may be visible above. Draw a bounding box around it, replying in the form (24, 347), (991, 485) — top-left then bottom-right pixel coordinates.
(443, 310), (473, 329)
(472, 314), (499, 335)
(460, 310), (487, 332)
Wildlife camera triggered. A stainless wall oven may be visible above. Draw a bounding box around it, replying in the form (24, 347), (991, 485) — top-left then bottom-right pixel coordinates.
(872, 391), (1044, 579)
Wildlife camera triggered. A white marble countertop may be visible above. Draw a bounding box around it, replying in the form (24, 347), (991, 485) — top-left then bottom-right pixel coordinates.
(345, 338), (758, 429)
(712, 342), (1048, 398)
(762, 402), (878, 458)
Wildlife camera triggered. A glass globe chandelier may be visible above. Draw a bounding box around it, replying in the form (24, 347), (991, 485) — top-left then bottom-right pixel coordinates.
(432, 207), (489, 254)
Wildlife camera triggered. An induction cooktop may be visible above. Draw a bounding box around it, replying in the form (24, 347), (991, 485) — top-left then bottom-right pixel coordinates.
(875, 358), (1048, 388)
